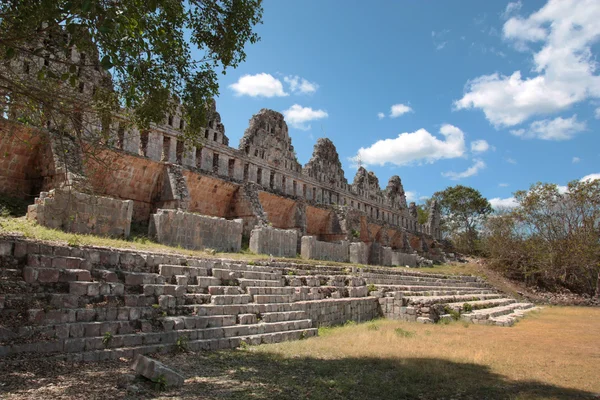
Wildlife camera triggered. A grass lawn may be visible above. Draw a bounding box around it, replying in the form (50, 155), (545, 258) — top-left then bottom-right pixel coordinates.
(2, 307), (599, 400)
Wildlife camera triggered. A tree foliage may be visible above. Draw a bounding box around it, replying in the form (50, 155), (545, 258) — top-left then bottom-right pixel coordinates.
(0, 0), (263, 143)
(483, 180), (600, 296)
(432, 185), (492, 254)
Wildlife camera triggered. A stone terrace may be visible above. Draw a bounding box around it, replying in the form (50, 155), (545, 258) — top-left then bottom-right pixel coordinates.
(0, 237), (537, 362)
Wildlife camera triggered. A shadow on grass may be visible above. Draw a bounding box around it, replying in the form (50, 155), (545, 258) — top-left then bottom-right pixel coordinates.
(1, 350), (597, 400)
(150, 350), (597, 400)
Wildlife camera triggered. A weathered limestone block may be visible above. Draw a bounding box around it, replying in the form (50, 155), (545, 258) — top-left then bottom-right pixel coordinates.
(148, 209), (242, 252)
(349, 242), (369, 264)
(301, 236), (349, 263)
(391, 251), (417, 267)
(27, 188), (133, 238)
(249, 226), (298, 257)
(132, 354), (185, 387)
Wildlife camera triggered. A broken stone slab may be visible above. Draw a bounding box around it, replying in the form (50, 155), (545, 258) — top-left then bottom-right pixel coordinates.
(131, 354), (184, 388)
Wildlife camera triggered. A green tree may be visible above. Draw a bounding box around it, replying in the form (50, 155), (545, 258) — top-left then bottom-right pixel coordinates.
(483, 180), (600, 296)
(433, 185), (492, 254)
(0, 0), (263, 143)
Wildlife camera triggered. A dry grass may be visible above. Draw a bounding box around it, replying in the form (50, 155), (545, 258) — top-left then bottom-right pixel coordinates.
(0, 216), (347, 266)
(2, 307), (599, 400)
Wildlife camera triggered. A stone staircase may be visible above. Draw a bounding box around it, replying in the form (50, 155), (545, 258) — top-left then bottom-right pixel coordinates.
(0, 238), (537, 362)
(367, 269), (538, 326)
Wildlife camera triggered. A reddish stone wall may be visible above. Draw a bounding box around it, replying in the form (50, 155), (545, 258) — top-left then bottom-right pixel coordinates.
(258, 192), (296, 229)
(185, 172), (238, 217)
(0, 121), (43, 199)
(86, 150), (163, 222)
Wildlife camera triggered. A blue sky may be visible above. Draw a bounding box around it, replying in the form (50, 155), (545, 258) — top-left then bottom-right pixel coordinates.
(208, 0), (600, 208)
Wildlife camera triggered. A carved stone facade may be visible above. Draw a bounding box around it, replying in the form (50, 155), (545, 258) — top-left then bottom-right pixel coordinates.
(239, 109), (301, 173)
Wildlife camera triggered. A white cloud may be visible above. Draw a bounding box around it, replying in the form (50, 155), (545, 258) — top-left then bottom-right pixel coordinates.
(436, 42), (447, 51)
(502, 1), (522, 19)
(282, 104), (328, 130)
(557, 185), (569, 194)
(471, 139), (490, 153)
(229, 73), (288, 97)
(510, 115), (586, 140)
(505, 157), (517, 164)
(419, 195), (430, 201)
(595, 107), (600, 119)
(377, 112), (385, 120)
(442, 159), (486, 180)
(581, 173), (600, 182)
(572, 156), (581, 163)
(353, 124), (466, 167)
(490, 197), (518, 209)
(499, 183), (509, 187)
(405, 191), (417, 202)
(390, 103), (413, 118)
(283, 75), (319, 95)
(455, 0), (600, 128)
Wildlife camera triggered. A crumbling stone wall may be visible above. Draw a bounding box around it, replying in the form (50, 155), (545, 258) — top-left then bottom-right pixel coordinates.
(301, 236), (349, 263)
(148, 209), (242, 252)
(249, 226), (298, 257)
(27, 188), (133, 238)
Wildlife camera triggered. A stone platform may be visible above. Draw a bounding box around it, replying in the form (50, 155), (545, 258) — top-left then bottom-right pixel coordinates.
(0, 237), (536, 362)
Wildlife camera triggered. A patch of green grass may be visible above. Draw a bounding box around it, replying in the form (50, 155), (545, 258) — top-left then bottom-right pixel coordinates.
(394, 327), (416, 338)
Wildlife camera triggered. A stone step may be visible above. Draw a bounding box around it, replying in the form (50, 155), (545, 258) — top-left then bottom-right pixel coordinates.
(260, 310), (307, 323)
(462, 303), (535, 322)
(489, 307), (540, 327)
(56, 328), (319, 362)
(237, 313), (258, 325)
(161, 315), (237, 330)
(393, 289), (496, 297)
(220, 262), (283, 274)
(213, 268), (282, 282)
(27, 254), (90, 270)
(183, 294), (212, 305)
(207, 286), (245, 295)
(238, 278), (284, 288)
(184, 277), (222, 290)
(180, 302), (303, 316)
(210, 294), (252, 305)
(118, 271), (164, 286)
(445, 298), (516, 312)
(253, 294), (294, 304)
(158, 264), (210, 279)
(246, 286), (296, 295)
(378, 284), (492, 292)
(405, 293), (502, 306)
(368, 278), (488, 288)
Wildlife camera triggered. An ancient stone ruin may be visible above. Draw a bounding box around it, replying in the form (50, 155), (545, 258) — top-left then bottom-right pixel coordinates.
(0, 48), (537, 363)
(0, 237), (537, 361)
(1, 99), (444, 266)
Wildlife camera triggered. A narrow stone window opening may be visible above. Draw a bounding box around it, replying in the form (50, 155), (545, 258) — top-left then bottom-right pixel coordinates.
(243, 163), (249, 181)
(140, 130), (149, 157)
(212, 153), (219, 173)
(162, 136), (170, 161)
(117, 124), (125, 149)
(256, 168), (262, 185)
(176, 140), (184, 164)
(228, 159), (235, 178)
